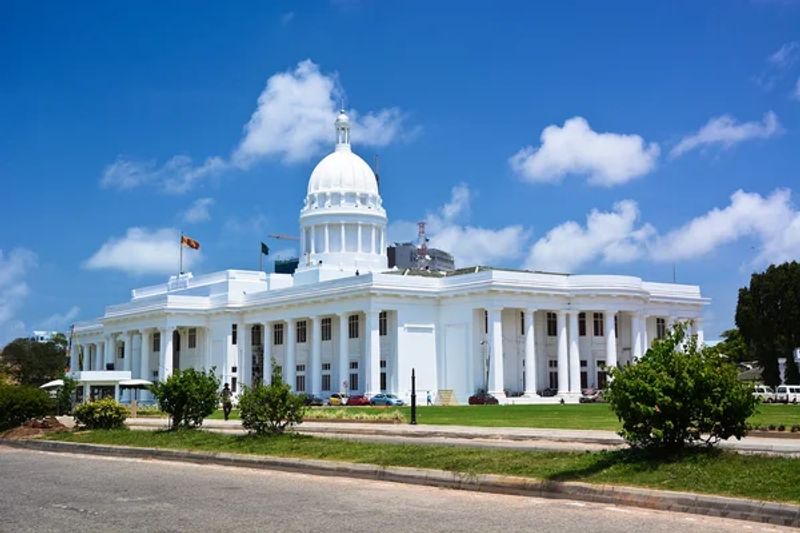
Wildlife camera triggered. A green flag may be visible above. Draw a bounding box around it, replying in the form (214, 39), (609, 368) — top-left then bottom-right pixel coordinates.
(261, 242), (269, 255)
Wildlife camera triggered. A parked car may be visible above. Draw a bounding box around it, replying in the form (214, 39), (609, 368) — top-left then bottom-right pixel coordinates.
(775, 385), (800, 404)
(752, 385), (775, 403)
(540, 387), (558, 397)
(328, 393), (348, 406)
(579, 388), (604, 403)
(468, 392), (499, 405)
(346, 395), (371, 406)
(301, 394), (326, 406)
(369, 393), (405, 406)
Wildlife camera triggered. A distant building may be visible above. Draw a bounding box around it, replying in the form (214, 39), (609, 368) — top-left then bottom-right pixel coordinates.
(388, 242), (455, 272)
(32, 330), (59, 343)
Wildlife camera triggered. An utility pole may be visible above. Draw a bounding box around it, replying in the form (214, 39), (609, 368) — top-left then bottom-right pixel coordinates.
(410, 368), (417, 425)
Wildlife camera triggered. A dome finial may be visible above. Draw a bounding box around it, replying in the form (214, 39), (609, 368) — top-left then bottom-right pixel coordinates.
(335, 108), (351, 150)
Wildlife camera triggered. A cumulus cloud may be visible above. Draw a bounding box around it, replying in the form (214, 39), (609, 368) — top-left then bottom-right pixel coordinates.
(102, 60), (410, 193)
(670, 112), (782, 158)
(525, 201), (654, 273)
(38, 306), (80, 330)
(390, 184), (529, 268)
(509, 117), (659, 187)
(651, 189), (800, 265)
(769, 41), (800, 68)
(84, 227), (200, 276)
(0, 248), (37, 345)
(181, 197), (215, 224)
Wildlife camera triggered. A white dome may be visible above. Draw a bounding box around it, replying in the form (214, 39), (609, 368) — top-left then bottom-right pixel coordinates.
(307, 149), (378, 195)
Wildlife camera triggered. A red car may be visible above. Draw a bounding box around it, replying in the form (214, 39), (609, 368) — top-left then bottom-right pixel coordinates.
(346, 395), (371, 406)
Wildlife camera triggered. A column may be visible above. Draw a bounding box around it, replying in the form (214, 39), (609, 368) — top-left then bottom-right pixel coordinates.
(160, 327), (174, 381)
(338, 314), (349, 394)
(285, 319), (296, 390)
(123, 331), (133, 372)
(364, 311), (381, 397)
(568, 311), (581, 394)
(238, 321), (248, 388)
(310, 316), (322, 395)
(340, 224), (346, 252)
(523, 309), (538, 396)
(694, 317), (704, 347)
(487, 308), (505, 398)
(557, 311), (569, 394)
(324, 225), (330, 253)
(203, 327), (213, 372)
(140, 330), (151, 381)
(69, 342), (79, 373)
(104, 335), (114, 370)
(81, 344), (89, 371)
(641, 314), (649, 352)
(371, 225), (376, 254)
(357, 224), (363, 253)
(631, 313), (643, 360)
(310, 226), (316, 255)
(263, 322), (272, 385)
(605, 311), (618, 370)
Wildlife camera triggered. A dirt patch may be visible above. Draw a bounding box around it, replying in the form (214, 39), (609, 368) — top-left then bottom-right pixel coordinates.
(0, 416), (69, 440)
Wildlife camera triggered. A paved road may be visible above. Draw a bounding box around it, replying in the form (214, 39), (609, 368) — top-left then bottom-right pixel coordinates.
(0, 447), (791, 532)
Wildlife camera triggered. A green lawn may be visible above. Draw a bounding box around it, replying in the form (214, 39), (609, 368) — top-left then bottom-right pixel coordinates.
(47, 429), (800, 504)
(202, 403), (800, 431)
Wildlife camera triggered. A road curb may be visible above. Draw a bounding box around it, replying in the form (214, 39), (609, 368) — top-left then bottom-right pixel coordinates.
(3, 438), (798, 527)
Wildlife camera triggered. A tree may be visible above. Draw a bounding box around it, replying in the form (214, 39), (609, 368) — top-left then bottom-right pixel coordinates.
(55, 376), (78, 415)
(0, 384), (54, 431)
(736, 261), (800, 386)
(0, 338), (68, 386)
(606, 323), (757, 450)
(707, 328), (750, 363)
(238, 361), (306, 435)
(150, 368), (220, 429)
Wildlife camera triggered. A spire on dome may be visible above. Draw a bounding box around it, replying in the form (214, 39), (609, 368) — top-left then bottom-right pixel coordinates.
(335, 110), (351, 150)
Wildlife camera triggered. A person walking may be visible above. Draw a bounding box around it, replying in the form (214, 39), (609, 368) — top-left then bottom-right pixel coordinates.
(221, 383), (233, 421)
(426, 391), (433, 406)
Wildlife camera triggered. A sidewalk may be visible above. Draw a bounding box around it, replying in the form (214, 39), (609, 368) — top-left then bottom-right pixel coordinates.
(120, 417), (800, 456)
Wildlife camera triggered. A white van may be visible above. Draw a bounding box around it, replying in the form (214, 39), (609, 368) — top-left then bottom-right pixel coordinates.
(752, 385), (775, 403)
(774, 385), (800, 404)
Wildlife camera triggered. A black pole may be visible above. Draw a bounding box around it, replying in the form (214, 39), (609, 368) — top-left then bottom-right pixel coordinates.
(410, 367), (417, 425)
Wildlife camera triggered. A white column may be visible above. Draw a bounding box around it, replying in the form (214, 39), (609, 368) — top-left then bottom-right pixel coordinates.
(203, 327), (213, 372)
(140, 330), (151, 380)
(104, 335), (114, 370)
(310, 226), (316, 255)
(160, 327), (174, 381)
(69, 342), (79, 373)
(340, 224), (346, 252)
(487, 308), (505, 398)
(523, 309), (538, 396)
(357, 224), (363, 253)
(123, 331), (133, 372)
(605, 311), (618, 370)
(338, 314), (349, 394)
(364, 311), (381, 397)
(324, 225), (330, 253)
(380, 229), (385, 253)
(641, 314), (649, 352)
(263, 322), (272, 386)
(694, 317), (704, 347)
(310, 316), (322, 395)
(285, 319), (296, 390)
(557, 311), (569, 394)
(81, 344), (90, 371)
(632, 313), (643, 360)
(371, 225), (376, 254)
(237, 322), (248, 388)
(568, 311), (581, 394)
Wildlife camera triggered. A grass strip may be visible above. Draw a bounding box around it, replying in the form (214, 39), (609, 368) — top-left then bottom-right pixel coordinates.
(46, 429), (800, 504)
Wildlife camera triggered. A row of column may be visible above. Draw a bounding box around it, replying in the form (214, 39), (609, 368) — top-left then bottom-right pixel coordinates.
(237, 311), (383, 397)
(302, 223), (386, 256)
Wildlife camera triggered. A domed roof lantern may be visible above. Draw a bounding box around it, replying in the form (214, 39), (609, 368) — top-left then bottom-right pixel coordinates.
(335, 110), (351, 151)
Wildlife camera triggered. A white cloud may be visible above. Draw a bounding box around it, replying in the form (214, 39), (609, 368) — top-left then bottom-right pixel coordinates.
(525, 201), (654, 273)
(769, 41), (800, 68)
(390, 184), (529, 268)
(670, 112), (782, 158)
(232, 60), (408, 167)
(101, 155), (227, 194)
(0, 248), (37, 345)
(38, 306), (80, 330)
(181, 197), (215, 224)
(509, 117), (659, 187)
(84, 227), (200, 276)
(280, 11), (295, 25)
(794, 78), (800, 100)
(651, 189), (800, 265)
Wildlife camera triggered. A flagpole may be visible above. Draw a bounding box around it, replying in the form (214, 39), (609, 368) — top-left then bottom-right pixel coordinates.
(179, 231), (184, 275)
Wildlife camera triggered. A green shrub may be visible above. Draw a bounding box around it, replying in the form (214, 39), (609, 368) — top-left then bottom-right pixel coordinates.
(238, 363), (305, 435)
(150, 368), (220, 429)
(0, 384), (53, 431)
(55, 376), (78, 416)
(73, 397), (127, 429)
(606, 323), (757, 450)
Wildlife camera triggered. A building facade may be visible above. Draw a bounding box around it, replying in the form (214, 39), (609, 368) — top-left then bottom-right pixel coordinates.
(69, 112), (708, 404)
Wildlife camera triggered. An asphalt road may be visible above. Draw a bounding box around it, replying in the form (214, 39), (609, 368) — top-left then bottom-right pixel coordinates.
(0, 446), (790, 533)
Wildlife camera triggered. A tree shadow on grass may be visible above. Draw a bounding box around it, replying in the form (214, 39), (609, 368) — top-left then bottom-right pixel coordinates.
(545, 446), (724, 482)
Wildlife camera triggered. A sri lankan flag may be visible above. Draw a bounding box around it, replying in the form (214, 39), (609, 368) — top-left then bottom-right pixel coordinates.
(181, 234), (200, 250)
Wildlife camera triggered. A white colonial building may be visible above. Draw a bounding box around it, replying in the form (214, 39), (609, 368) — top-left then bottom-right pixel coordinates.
(69, 112), (708, 404)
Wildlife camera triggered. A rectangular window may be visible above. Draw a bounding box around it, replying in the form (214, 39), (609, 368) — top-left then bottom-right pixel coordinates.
(548, 359), (558, 389)
(614, 315), (618, 337)
(380, 371), (387, 390)
(349, 361), (359, 369)
(580, 359), (588, 389)
(578, 312), (586, 336)
(321, 318), (332, 341)
(349, 373), (359, 391)
(322, 374), (331, 391)
(295, 375), (305, 392)
(296, 364), (305, 372)
(273, 323), (284, 345)
(593, 313), (604, 337)
(118, 344), (124, 358)
(656, 318), (666, 340)
(520, 311), (525, 335)
(152, 332), (160, 352)
(231, 324), (238, 345)
(484, 310), (488, 334)
(596, 359), (607, 389)
(322, 363), (331, 370)
(188, 328), (197, 349)
(296, 320), (307, 343)
(546, 312), (557, 337)
(251, 325), (261, 346)
(348, 314), (359, 339)
(379, 311), (387, 336)
(231, 377), (237, 392)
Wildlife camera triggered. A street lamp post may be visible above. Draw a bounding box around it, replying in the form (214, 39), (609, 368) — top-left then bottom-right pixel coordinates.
(410, 367), (417, 425)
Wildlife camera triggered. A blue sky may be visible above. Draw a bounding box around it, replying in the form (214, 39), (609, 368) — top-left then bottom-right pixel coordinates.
(1, 1), (799, 344)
